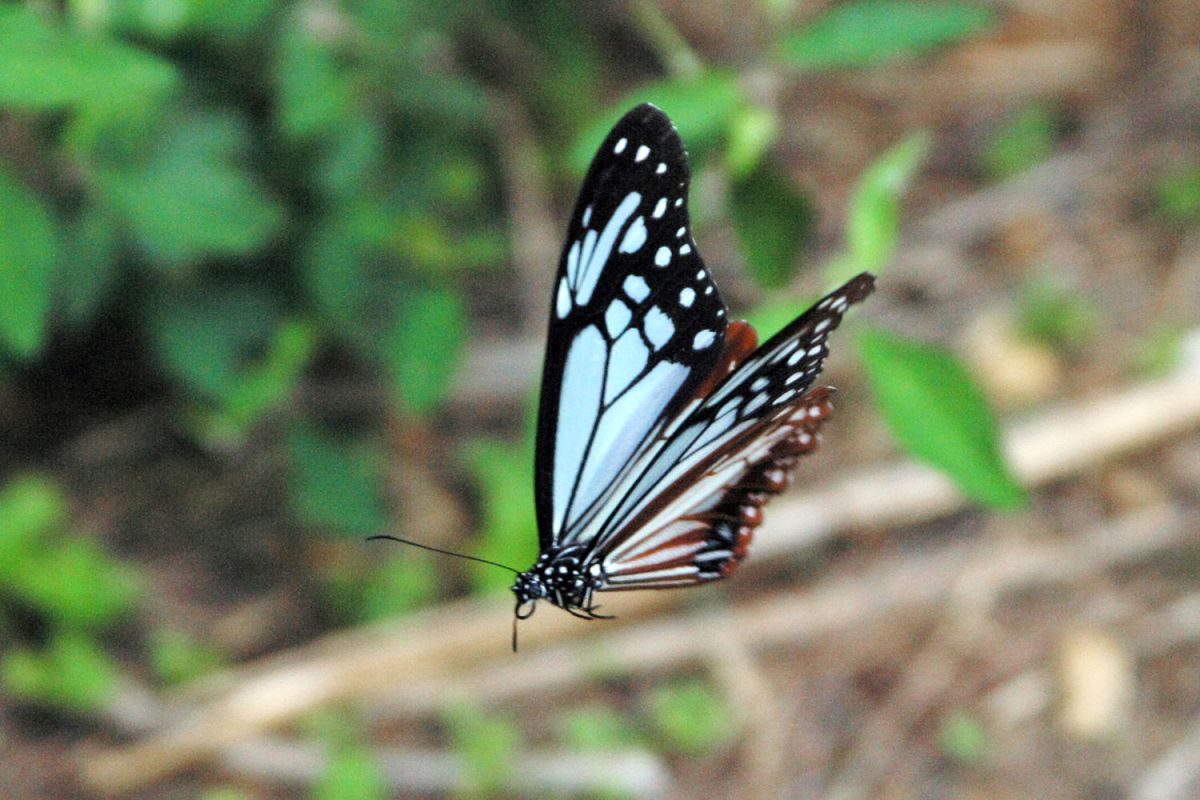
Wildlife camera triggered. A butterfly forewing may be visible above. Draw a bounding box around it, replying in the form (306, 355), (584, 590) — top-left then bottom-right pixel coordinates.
(535, 104), (729, 550)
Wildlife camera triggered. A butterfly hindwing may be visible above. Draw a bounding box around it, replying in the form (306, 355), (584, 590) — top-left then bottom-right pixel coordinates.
(535, 104), (729, 550)
(594, 275), (875, 587)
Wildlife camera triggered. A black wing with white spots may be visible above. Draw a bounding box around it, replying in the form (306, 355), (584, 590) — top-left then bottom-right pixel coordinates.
(534, 104), (729, 551)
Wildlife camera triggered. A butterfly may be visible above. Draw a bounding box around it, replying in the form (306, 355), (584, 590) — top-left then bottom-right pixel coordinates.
(510, 103), (875, 625)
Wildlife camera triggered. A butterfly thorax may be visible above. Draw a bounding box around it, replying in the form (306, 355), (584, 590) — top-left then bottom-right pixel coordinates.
(512, 544), (606, 620)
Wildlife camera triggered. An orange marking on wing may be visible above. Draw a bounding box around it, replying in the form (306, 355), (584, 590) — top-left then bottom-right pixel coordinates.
(695, 320), (758, 397)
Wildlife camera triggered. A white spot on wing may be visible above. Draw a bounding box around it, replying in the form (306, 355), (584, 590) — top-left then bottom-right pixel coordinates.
(619, 215), (647, 254)
(605, 299), (632, 338)
(605, 329), (648, 403)
(644, 306), (674, 349)
(679, 287), (695, 307)
(582, 206), (592, 227)
(693, 329), (716, 350)
(652, 198), (667, 218)
(635, 144), (650, 162)
(680, 244), (692, 255)
(556, 278), (571, 318)
(655, 246), (671, 267)
(614, 137), (627, 154)
(623, 274), (650, 303)
(745, 392), (768, 414)
(566, 240), (581, 285)
(656, 162), (667, 174)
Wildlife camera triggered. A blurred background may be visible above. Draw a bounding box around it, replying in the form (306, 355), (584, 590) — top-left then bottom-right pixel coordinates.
(2, 1), (1199, 798)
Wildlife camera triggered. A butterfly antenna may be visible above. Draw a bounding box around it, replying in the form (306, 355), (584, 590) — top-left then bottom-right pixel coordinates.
(366, 535), (520, 574)
(512, 616), (519, 652)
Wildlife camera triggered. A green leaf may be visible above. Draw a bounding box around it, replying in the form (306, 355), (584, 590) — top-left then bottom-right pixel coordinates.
(89, 111), (286, 265)
(0, 475), (67, 554)
(274, 13), (357, 142)
(858, 328), (1026, 509)
(0, 167), (59, 357)
(724, 105), (780, 179)
(57, 208), (122, 329)
(0, 6), (177, 111)
(643, 679), (735, 755)
(981, 103), (1059, 181)
(569, 71), (746, 173)
(287, 424), (388, 537)
(313, 744), (387, 800)
(1, 629), (119, 711)
(215, 318), (317, 433)
(835, 133), (929, 282)
(729, 161), (815, 289)
(0, 535), (141, 629)
(146, 283), (283, 404)
(781, 1), (997, 70)
(444, 704), (519, 799)
(385, 287), (467, 416)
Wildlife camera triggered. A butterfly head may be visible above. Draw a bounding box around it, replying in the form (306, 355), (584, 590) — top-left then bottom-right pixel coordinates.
(511, 545), (606, 622)
(512, 569), (549, 619)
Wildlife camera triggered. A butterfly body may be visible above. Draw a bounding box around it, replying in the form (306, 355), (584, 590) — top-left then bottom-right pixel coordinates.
(513, 103), (874, 622)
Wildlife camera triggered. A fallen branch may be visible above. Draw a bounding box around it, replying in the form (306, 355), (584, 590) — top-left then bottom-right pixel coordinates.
(216, 737), (671, 799)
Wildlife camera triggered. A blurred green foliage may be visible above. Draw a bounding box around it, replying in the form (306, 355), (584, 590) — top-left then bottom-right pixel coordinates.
(306, 710), (388, 800)
(322, 551), (440, 624)
(836, 133), (931, 283)
(444, 703), (521, 799)
(729, 160), (815, 289)
(2, 629), (119, 711)
(149, 627), (227, 687)
(0, 166), (57, 356)
(287, 423), (388, 536)
(313, 744), (388, 800)
(1154, 165), (1200, 225)
(1017, 276), (1099, 354)
(981, 103), (1060, 181)
(0, 475), (139, 709)
(781, 1), (996, 70)
(642, 677), (735, 755)
(557, 704), (635, 751)
(938, 708), (989, 764)
(463, 436), (540, 594)
(1134, 324), (1187, 378)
